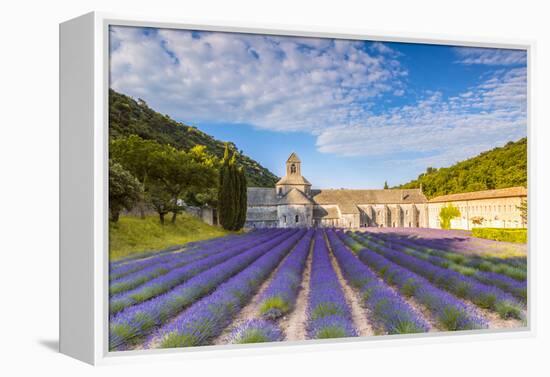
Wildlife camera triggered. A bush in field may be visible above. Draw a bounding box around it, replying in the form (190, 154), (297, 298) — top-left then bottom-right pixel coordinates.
(439, 204), (461, 229)
(109, 160), (143, 222)
(472, 228), (527, 244)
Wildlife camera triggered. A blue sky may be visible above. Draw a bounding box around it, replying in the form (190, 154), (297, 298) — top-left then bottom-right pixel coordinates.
(109, 26), (527, 188)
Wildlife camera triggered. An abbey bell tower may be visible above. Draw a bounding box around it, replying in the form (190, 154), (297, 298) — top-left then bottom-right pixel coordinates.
(275, 152), (312, 197)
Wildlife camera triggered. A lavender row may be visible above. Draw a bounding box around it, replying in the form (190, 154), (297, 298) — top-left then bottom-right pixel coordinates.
(325, 230), (430, 334)
(350, 232), (524, 320)
(367, 231), (526, 281)
(359, 232), (527, 301)
(226, 232), (314, 344)
(109, 230), (280, 296)
(228, 320), (284, 344)
(109, 231), (265, 281)
(109, 229), (298, 350)
(306, 230), (356, 339)
(154, 230), (306, 348)
(257, 230), (314, 320)
(110, 229), (286, 315)
(337, 232), (488, 330)
(405, 232), (527, 270)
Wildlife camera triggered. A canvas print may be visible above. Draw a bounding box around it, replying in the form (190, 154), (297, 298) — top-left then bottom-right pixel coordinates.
(108, 25), (528, 351)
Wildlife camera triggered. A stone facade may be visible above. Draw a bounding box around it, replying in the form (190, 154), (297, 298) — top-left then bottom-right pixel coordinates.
(246, 153), (527, 230)
(426, 187), (527, 230)
(246, 153), (429, 229)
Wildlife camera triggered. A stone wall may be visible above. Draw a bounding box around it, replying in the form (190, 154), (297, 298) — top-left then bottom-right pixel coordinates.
(277, 204), (313, 228)
(427, 196), (526, 230)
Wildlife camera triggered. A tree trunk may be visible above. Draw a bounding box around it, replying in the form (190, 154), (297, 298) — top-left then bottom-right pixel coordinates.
(139, 199), (146, 219)
(171, 211), (177, 224)
(159, 212), (165, 225)
(110, 210), (120, 223)
(140, 174), (148, 219)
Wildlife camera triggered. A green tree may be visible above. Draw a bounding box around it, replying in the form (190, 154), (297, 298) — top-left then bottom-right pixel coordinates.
(395, 138), (527, 199)
(218, 145), (234, 230)
(148, 144), (217, 224)
(147, 181), (173, 225)
(384, 181), (389, 189)
(439, 204), (461, 230)
(109, 161), (143, 222)
(109, 89), (279, 187)
(110, 135), (163, 218)
(236, 166), (248, 229)
(111, 134), (218, 224)
(217, 146), (247, 231)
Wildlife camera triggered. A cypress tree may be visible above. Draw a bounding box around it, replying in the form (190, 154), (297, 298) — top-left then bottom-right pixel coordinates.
(218, 144), (232, 230)
(234, 166), (247, 230)
(240, 167), (248, 228)
(228, 152), (239, 230)
(218, 146), (248, 231)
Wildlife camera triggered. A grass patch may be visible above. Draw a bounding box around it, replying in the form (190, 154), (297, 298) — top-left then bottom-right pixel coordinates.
(316, 326), (347, 339)
(109, 213), (232, 261)
(259, 296), (290, 318)
(311, 303), (344, 320)
(472, 228), (527, 244)
(235, 329), (270, 344)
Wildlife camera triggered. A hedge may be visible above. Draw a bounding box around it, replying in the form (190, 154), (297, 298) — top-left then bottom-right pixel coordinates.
(471, 228), (527, 244)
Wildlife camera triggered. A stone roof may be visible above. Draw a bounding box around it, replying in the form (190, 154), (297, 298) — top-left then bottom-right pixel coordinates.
(312, 206), (340, 219)
(278, 188), (314, 205)
(311, 189), (427, 207)
(276, 174), (312, 186)
(429, 186), (527, 203)
(247, 188), (278, 206)
(287, 152), (301, 163)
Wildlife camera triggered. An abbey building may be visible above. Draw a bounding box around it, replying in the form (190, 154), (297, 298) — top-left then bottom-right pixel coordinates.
(245, 153), (527, 230)
(246, 153), (429, 229)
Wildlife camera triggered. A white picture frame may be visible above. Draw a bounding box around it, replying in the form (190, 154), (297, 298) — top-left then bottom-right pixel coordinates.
(59, 11), (535, 365)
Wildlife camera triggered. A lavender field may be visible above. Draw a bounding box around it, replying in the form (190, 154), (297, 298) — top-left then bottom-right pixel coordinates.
(109, 227), (527, 351)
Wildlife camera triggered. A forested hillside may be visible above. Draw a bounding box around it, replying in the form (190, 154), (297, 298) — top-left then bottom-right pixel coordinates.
(396, 138), (527, 199)
(109, 89), (279, 187)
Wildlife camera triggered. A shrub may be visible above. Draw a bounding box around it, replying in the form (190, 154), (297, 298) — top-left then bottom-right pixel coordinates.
(439, 204), (461, 230)
(472, 228), (527, 244)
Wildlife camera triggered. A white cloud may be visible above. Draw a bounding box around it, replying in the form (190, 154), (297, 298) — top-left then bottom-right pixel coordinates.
(110, 26), (406, 133)
(110, 27), (526, 168)
(454, 47), (526, 65)
(315, 67), (526, 167)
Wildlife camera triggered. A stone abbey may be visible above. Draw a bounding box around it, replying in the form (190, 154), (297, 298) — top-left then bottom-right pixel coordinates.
(245, 153), (527, 230)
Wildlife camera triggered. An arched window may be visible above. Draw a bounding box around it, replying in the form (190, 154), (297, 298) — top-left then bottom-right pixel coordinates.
(278, 187), (283, 195)
(295, 215), (299, 223)
(283, 215), (287, 224)
(290, 164), (296, 174)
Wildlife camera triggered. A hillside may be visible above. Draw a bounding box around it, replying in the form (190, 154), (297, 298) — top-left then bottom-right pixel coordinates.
(395, 138), (527, 199)
(109, 89), (279, 187)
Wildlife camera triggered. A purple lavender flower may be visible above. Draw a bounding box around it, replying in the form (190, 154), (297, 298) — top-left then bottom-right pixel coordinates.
(306, 230), (357, 339)
(258, 230), (314, 320)
(229, 320), (283, 344)
(109, 231), (257, 280)
(309, 315), (357, 339)
(349, 232), (521, 321)
(109, 229), (297, 350)
(153, 230), (307, 349)
(358, 232), (527, 301)
(109, 229), (286, 315)
(326, 230), (429, 334)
